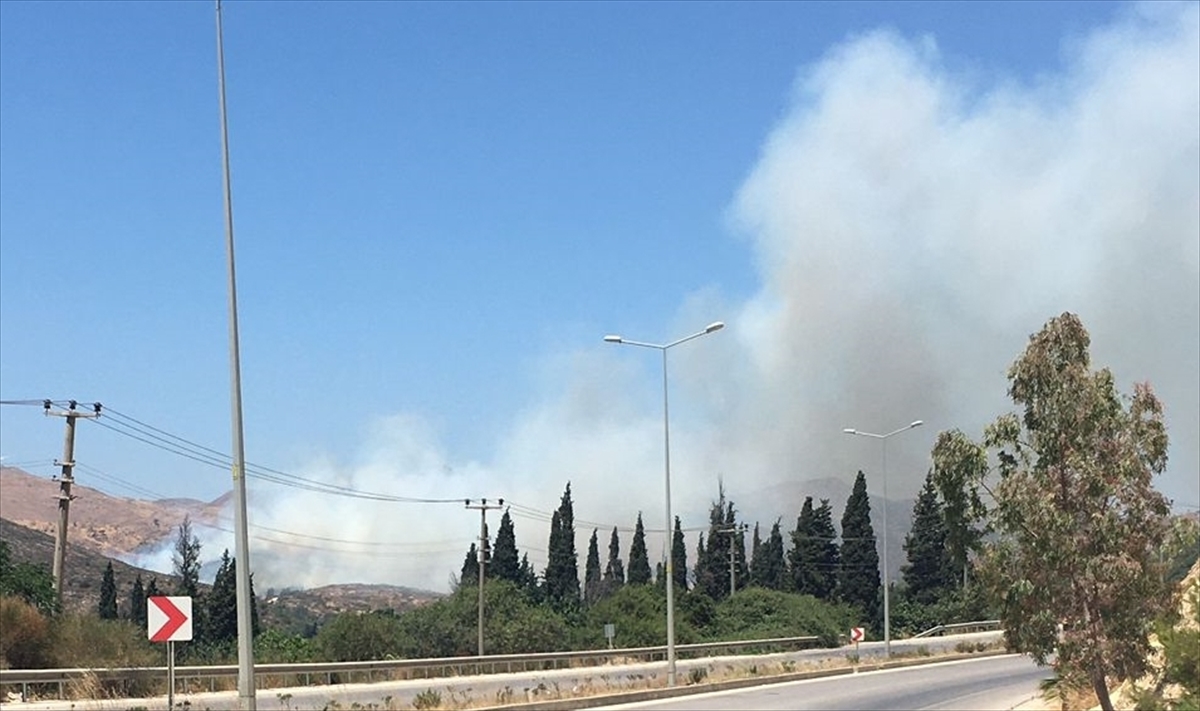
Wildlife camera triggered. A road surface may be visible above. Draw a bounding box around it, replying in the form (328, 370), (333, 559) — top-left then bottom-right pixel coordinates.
(596, 654), (1049, 711)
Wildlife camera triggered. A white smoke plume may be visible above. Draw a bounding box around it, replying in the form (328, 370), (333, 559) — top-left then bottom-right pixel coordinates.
(230, 4), (1199, 593)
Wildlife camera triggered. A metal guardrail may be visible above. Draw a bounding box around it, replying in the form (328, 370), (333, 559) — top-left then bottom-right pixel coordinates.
(911, 619), (1001, 638)
(0, 635), (820, 701)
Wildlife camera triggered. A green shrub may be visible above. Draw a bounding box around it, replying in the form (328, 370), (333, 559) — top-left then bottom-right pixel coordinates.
(316, 610), (406, 662)
(256, 628), (316, 663)
(579, 584), (700, 649)
(711, 587), (852, 647)
(1158, 581), (1200, 709)
(0, 544), (57, 616)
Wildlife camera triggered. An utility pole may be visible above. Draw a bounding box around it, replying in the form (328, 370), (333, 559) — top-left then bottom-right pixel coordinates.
(44, 400), (101, 609)
(465, 498), (503, 657)
(718, 523), (747, 596)
(215, 3), (256, 707)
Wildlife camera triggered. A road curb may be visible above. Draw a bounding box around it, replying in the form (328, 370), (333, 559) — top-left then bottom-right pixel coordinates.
(475, 649), (1014, 710)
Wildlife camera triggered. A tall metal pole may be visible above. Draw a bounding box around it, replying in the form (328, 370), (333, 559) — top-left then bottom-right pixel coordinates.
(881, 437), (890, 658)
(660, 347), (677, 688)
(215, 2), (256, 708)
(603, 321), (723, 688)
(842, 420), (922, 660)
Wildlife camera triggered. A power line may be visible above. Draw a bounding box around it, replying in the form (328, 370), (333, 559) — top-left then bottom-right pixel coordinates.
(194, 519), (464, 557)
(89, 405), (466, 504)
(0, 459), (56, 470)
(75, 463), (167, 501)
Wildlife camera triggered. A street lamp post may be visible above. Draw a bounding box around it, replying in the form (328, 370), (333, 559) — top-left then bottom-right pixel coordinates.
(604, 321), (724, 687)
(842, 420), (923, 659)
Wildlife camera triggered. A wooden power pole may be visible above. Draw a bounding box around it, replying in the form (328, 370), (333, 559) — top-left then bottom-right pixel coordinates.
(44, 399), (101, 608)
(718, 523), (747, 595)
(465, 498), (503, 657)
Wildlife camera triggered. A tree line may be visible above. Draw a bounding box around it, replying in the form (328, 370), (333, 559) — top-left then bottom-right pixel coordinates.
(90, 516), (260, 660)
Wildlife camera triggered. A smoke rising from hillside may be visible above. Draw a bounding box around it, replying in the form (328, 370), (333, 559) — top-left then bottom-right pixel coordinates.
(237, 4), (1198, 593)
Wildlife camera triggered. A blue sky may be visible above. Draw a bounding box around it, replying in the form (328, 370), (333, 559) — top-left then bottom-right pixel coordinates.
(2, 1), (1196, 591)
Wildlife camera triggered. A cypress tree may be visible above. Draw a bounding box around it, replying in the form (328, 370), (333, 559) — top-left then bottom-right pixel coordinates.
(544, 484), (580, 607)
(247, 567), (261, 639)
(98, 561), (118, 619)
(696, 483), (738, 599)
(790, 497), (840, 599)
(811, 499), (840, 599)
(584, 529), (602, 604)
(789, 497), (818, 594)
(171, 516), (201, 597)
(130, 574), (147, 628)
(902, 471), (953, 604)
(603, 527), (625, 589)
(492, 510), (521, 584)
(200, 549), (258, 646)
(749, 523), (764, 587)
(627, 513), (652, 585)
(671, 516), (688, 591)
(760, 520), (787, 590)
(460, 543), (479, 587)
(839, 471), (881, 626)
(145, 577), (160, 600)
(205, 549), (238, 646)
(517, 553), (540, 599)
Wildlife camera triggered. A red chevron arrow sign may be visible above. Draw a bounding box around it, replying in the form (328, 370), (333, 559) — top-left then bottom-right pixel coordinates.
(148, 596), (192, 642)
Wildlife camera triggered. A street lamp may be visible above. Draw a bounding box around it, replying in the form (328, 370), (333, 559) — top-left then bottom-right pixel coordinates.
(842, 419), (923, 658)
(604, 320), (724, 687)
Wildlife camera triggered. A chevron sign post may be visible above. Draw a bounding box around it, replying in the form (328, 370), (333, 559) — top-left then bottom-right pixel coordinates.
(148, 596), (192, 642)
(148, 596), (191, 709)
(850, 626), (865, 672)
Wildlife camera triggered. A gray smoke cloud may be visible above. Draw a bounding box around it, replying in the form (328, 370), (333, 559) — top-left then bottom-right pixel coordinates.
(228, 4), (1198, 593)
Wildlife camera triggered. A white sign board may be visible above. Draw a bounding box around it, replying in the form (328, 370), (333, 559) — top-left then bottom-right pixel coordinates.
(148, 596), (193, 642)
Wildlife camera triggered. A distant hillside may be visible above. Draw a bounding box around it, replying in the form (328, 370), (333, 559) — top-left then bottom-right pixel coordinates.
(261, 583), (443, 636)
(0, 466), (224, 562)
(1, 463), (445, 628)
(0, 517), (443, 630)
(0, 516), (185, 615)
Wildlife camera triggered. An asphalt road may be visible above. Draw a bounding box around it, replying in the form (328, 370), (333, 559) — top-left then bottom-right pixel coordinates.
(595, 655), (1049, 711)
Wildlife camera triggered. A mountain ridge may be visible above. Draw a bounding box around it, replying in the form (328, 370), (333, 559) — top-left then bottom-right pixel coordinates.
(0, 466), (442, 622)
